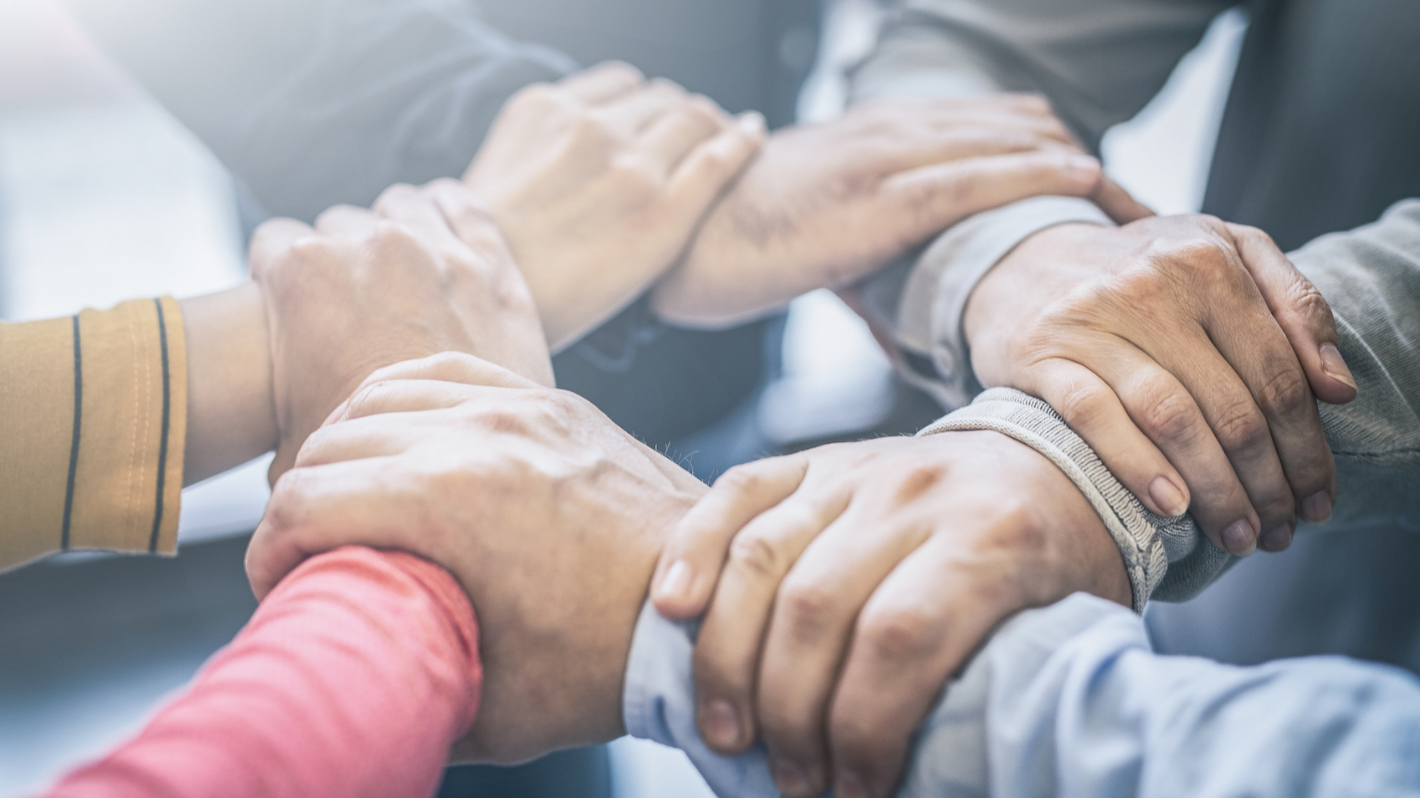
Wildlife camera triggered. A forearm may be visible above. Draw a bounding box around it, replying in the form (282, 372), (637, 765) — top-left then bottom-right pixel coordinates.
(180, 283), (278, 485)
(44, 547), (482, 798)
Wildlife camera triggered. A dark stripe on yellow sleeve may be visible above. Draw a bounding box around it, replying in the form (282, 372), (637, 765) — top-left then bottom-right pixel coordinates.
(62, 314), (83, 551)
(149, 298), (172, 554)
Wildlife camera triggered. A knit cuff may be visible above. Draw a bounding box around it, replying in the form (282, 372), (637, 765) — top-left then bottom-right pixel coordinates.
(918, 388), (1230, 609)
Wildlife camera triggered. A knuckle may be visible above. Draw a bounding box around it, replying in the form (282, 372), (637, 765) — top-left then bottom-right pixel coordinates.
(1054, 381), (1114, 431)
(1213, 403), (1271, 454)
(727, 533), (785, 581)
(776, 577), (842, 643)
(1256, 367), (1311, 419)
(858, 604), (941, 663)
(1137, 389), (1202, 446)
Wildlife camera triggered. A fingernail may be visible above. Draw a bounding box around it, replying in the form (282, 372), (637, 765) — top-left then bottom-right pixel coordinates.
(1222, 519), (1257, 557)
(1301, 490), (1333, 524)
(701, 699), (741, 750)
(837, 771), (871, 798)
(772, 759), (812, 796)
(1260, 522), (1294, 552)
(1148, 476), (1189, 517)
(738, 110), (767, 135)
(656, 559), (692, 603)
(1319, 343), (1357, 392)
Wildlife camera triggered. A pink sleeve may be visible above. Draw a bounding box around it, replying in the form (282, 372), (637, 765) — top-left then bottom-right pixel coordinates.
(43, 547), (482, 798)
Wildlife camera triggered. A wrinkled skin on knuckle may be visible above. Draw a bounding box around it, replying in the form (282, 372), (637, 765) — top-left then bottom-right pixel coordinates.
(776, 576), (845, 646)
(856, 602), (943, 665)
(1211, 401), (1271, 456)
(1137, 387), (1203, 448)
(1256, 362), (1313, 421)
(1053, 379), (1114, 431)
(727, 532), (785, 582)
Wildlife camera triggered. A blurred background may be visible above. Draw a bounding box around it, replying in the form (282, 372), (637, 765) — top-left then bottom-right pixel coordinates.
(0, 0), (1246, 794)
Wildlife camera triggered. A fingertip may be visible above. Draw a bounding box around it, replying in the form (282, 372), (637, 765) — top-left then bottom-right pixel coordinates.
(651, 558), (706, 619)
(1147, 474), (1190, 518)
(737, 110), (767, 138)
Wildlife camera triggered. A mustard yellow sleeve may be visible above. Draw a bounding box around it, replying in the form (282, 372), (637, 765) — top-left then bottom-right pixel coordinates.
(0, 297), (187, 571)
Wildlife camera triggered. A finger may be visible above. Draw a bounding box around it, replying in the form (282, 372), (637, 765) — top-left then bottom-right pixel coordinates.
(1022, 357), (1191, 518)
(293, 413), (430, 470)
(1227, 225), (1349, 524)
(313, 204), (380, 237)
(881, 151), (1104, 234)
(1226, 224), (1355, 405)
(350, 352), (541, 397)
(692, 489), (850, 756)
(756, 506), (930, 798)
(372, 183), (465, 252)
(556, 61), (644, 105)
(859, 126), (1073, 176)
(1091, 175), (1156, 224)
(829, 530), (1022, 798)
(1046, 333), (1273, 555)
(246, 456), (411, 600)
(638, 95), (726, 174)
(337, 378), (487, 422)
(1177, 231), (1335, 534)
(667, 111), (765, 208)
(651, 454), (809, 619)
(600, 78), (694, 134)
(248, 218), (318, 280)
(425, 179), (510, 257)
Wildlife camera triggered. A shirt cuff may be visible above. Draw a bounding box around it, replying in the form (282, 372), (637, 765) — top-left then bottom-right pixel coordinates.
(917, 388), (1230, 609)
(890, 197), (1113, 409)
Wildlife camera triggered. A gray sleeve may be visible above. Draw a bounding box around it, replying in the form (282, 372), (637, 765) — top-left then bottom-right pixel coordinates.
(847, 0), (1230, 409)
(922, 199), (1420, 602)
(68, 0), (574, 221)
(852, 0), (1233, 150)
(623, 593), (1420, 798)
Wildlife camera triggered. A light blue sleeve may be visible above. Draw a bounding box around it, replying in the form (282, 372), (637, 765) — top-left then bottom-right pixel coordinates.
(622, 594), (1420, 797)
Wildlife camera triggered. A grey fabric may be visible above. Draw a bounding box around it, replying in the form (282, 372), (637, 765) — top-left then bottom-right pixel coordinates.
(918, 388), (1220, 608)
(926, 201), (1420, 601)
(860, 197), (1111, 410)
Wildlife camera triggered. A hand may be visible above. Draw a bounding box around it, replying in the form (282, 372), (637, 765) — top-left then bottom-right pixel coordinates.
(251, 180), (552, 481)
(649, 432), (1130, 798)
(964, 216), (1359, 555)
(650, 94), (1151, 327)
(245, 353), (708, 762)
(465, 62), (765, 350)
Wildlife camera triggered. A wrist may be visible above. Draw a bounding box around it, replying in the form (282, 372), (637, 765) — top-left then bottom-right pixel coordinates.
(962, 222), (1103, 355)
(180, 283), (278, 484)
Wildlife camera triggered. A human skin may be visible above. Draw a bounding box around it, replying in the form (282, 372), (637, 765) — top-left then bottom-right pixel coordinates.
(243, 353), (1128, 785)
(963, 218), (1357, 555)
(464, 62), (765, 350)
(649, 94), (1151, 328)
